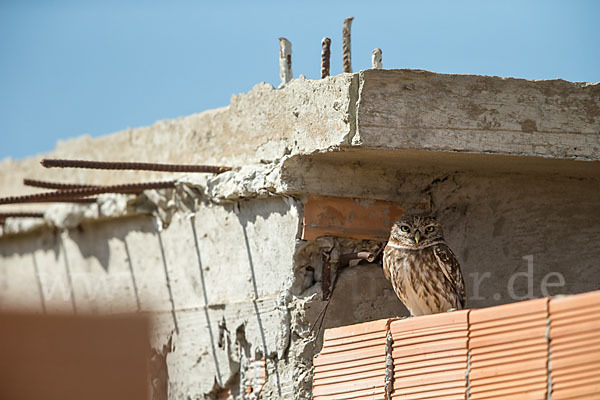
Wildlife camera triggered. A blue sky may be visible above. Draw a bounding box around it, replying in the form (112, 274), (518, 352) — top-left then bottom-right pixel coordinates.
(1, 0), (598, 160)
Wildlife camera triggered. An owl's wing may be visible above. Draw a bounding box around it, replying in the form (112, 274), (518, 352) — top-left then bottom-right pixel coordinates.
(433, 243), (466, 309)
(382, 246), (392, 282)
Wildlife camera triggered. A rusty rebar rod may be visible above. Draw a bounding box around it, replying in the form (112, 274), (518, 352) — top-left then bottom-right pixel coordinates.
(321, 37), (331, 79)
(0, 212), (45, 220)
(40, 159), (231, 174)
(24, 178), (100, 190)
(0, 196), (98, 206)
(322, 251), (375, 301)
(322, 252), (332, 301)
(56, 198), (99, 203)
(0, 197), (98, 205)
(312, 250), (377, 336)
(342, 17), (354, 73)
(0, 181), (175, 205)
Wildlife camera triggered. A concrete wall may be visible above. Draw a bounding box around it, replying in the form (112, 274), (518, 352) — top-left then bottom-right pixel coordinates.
(0, 197), (303, 398)
(0, 75), (356, 198)
(355, 70), (600, 160)
(0, 69), (598, 399)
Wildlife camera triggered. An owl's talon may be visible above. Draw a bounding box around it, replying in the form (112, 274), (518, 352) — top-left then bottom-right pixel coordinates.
(447, 308), (457, 312)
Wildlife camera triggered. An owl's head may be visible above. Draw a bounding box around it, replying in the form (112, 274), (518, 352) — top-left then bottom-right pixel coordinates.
(389, 213), (445, 248)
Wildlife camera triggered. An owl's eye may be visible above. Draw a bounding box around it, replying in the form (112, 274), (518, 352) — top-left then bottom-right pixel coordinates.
(400, 225), (410, 233)
(425, 226), (435, 233)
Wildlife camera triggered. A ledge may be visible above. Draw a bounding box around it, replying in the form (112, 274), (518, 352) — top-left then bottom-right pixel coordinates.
(354, 69), (600, 161)
(0, 69), (598, 209)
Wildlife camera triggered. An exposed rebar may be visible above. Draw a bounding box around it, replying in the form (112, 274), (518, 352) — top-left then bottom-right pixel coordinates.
(312, 250), (376, 336)
(0, 181), (175, 205)
(372, 48), (383, 69)
(0, 195), (97, 205)
(322, 252), (332, 301)
(321, 37), (331, 79)
(279, 37), (293, 88)
(24, 178), (100, 190)
(0, 197), (97, 205)
(0, 212), (45, 220)
(342, 17), (354, 73)
(58, 198), (99, 203)
(321, 252), (373, 301)
(40, 159), (231, 174)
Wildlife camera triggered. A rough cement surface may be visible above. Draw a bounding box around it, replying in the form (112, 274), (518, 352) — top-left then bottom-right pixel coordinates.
(0, 74), (355, 199)
(355, 69), (600, 160)
(0, 196), (306, 399)
(1, 70), (599, 399)
(0, 175), (427, 399)
(282, 153), (600, 309)
(1, 155), (599, 399)
(2, 69), (598, 203)
(0, 164), (286, 238)
(205, 163), (285, 202)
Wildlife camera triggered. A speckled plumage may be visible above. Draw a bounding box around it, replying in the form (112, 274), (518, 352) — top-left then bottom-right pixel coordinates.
(383, 214), (465, 316)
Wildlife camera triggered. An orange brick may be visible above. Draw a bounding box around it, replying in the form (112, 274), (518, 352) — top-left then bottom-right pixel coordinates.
(302, 194), (408, 240)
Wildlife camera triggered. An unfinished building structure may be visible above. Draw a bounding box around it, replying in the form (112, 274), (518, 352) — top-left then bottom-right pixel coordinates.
(0, 69), (599, 399)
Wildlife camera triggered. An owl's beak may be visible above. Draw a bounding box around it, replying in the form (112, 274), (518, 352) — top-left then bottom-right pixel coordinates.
(413, 230), (421, 244)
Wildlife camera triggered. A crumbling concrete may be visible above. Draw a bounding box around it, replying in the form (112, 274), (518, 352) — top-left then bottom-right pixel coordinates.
(0, 69), (598, 399)
(355, 70), (600, 160)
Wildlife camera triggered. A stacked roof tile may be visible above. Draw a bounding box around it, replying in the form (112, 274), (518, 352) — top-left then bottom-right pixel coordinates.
(313, 290), (600, 400)
(313, 319), (393, 400)
(549, 291), (600, 400)
(390, 310), (469, 400)
(468, 297), (549, 400)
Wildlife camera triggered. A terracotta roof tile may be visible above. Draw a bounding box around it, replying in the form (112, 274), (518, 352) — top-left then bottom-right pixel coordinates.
(392, 355), (466, 373)
(470, 385), (547, 400)
(469, 298), (549, 400)
(469, 297), (548, 323)
(323, 318), (391, 341)
(392, 337), (468, 359)
(390, 379), (465, 396)
(549, 290), (600, 399)
(390, 310), (469, 400)
(314, 386), (386, 400)
(312, 290), (600, 400)
(391, 386), (466, 399)
(390, 310), (469, 332)
(314, 369), (386, 387)
(314, 355), (387, 373)
(314, 345), (388, 368)
(549, 290), (600, 313)
(468, 337), (547, 357)
(387, 349), (466, 366)
(320, 337), (389, 355)
(551, 385), (600, 400)
(325, 330), (390, 347)
(312, 376), (386, 398)
(469, 371), (547, 393)
(314, 319), (395, 400)
(315, 362), (387, 380)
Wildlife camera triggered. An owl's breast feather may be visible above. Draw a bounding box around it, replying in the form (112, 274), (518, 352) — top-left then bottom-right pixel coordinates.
(383, 245), (454, 316)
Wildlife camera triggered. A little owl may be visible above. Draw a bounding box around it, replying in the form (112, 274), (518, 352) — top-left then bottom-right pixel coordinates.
(383, 214), (466, 316)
